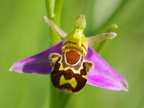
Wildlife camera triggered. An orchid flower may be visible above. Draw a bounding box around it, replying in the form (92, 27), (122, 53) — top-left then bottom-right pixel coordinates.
(9, 15), (128, 93)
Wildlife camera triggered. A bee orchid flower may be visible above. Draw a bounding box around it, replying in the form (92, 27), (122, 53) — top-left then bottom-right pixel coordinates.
(9, 15), (128, 93)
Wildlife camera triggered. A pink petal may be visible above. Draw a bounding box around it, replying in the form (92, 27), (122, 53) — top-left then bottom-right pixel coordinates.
(9, 42), (62, 74)
(85, 47), (128, 91)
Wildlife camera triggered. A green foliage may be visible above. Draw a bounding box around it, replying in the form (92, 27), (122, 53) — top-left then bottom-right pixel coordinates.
(1, 0), (144, 108)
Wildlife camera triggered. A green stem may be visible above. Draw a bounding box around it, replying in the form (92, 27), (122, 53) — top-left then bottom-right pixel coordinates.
(45, 0), (63, 45)
(45, 0), (73, 108)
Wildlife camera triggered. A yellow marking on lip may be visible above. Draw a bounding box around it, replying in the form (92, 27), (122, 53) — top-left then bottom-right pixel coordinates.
(82, 75), (87, 79)
(59, 75), (77, 89)
(58, 58), (83, 74)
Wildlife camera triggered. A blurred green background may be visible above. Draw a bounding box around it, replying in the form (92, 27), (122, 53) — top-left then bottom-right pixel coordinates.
(1, 0), (144, 108)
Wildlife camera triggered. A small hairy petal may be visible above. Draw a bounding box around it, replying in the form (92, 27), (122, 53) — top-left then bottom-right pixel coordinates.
(9, 42), (62, 74)
(85, 47), (128, 91)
